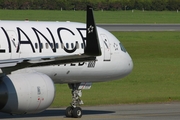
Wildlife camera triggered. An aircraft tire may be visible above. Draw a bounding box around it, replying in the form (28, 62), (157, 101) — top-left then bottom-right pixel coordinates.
(72, 107), (82, 118)
(65, 106), (73, 117)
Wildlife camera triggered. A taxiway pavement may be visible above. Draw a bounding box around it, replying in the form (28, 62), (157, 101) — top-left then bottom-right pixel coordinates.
(1, 103), (180, 120)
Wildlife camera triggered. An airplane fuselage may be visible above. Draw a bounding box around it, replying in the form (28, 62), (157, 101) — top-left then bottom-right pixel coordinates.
(0, 6), (133, 117)
(0, 21), (133, 83)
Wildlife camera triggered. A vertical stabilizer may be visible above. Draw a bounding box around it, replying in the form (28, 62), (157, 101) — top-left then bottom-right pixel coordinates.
(84, 6), (101, 56)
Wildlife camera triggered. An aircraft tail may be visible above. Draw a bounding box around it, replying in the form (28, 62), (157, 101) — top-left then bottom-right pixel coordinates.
(84, 6), (101, 56)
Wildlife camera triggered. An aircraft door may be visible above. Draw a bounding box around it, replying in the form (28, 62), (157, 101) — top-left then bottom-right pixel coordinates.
(7, 31), (20, 59)
(101, 34), (111, 61)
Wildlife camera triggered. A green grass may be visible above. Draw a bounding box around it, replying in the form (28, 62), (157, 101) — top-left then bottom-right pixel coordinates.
(1, 10), (179, 107)
(51, 31), (180, 107)
(0, 10), (180, 23)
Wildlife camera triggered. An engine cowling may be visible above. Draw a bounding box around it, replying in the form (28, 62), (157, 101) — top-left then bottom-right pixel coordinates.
(0, 72), (55, 114)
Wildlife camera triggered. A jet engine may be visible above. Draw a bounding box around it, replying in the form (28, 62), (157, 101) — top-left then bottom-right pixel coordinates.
(0, 72), (55, 114)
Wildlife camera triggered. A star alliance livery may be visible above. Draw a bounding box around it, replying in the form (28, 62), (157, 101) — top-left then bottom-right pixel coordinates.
(0, 6), (133, 118)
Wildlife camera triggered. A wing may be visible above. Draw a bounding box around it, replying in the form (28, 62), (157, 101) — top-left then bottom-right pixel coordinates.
(0, 6), (101, 74)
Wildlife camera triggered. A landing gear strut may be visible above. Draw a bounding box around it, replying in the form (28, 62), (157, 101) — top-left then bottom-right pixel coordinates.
(65, 83), (83, 118)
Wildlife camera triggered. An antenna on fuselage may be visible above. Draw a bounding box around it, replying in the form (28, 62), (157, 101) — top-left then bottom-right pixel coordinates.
(84, 6), (102, 56)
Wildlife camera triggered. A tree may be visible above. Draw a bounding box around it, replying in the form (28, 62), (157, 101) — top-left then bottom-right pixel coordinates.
(0, 0), (179, 11)
(151, 0), (167, 11)
(167, 0), (180, 10)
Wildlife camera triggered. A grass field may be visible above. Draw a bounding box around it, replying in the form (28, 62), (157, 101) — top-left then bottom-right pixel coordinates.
(0, 10), (179, 107)
(51, 31), (180, 107)
(0, 10), (180, 23)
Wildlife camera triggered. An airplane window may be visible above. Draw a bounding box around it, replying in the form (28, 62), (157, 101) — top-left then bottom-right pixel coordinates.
(81, 43), (84, 49)
(66, 43), (69, 49)
(50, 43), (54, 49)
(55, 43), (59, 49)
(76, 42), (79, 49)
(61, 43), (64, 49)
(104, 39), (109, 49)
(46, 43), (49, 49)
(35, 43), (38, 49)
(119, 43), (127, 52)
(40, 43), (43, 49)
(71, 43), (74, 48)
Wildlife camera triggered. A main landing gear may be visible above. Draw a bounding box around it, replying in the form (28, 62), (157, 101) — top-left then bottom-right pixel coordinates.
(65, 106), (82, 118)
(65, 83), (91, 118)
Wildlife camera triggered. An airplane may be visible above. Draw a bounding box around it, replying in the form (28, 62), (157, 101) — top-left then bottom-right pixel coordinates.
(0, 6), (133, 118)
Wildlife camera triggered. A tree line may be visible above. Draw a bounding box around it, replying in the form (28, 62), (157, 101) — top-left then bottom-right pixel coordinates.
(0, 0), (180, 11)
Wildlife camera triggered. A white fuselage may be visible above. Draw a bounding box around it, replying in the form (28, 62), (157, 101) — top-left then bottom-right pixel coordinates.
(0, 20), (133, 83)
(0, 6), (133, 116)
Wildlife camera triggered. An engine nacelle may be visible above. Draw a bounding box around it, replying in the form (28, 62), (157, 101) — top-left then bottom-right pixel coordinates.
(0, 72), (55, 114)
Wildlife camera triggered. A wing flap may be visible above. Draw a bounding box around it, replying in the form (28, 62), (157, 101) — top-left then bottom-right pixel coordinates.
(1, 54), (96, 74)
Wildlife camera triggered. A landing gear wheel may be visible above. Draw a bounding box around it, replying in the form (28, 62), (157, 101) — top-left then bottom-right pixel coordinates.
(65, 106), (73, 117)
(66, 83), (85, 118)
(72, 107), (82, 118)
